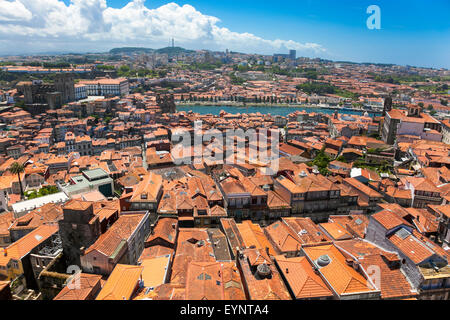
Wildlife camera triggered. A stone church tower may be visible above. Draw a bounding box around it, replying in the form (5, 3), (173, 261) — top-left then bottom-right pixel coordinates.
(156, 94), (176, 113)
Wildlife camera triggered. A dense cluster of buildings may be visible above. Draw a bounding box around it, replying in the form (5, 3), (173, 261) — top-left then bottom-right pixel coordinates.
(0, 50), (449, 301)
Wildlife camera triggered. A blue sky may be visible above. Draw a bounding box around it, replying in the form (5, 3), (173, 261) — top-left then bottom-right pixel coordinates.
(3, 0), (449, 68)
(100, 0), (450, 68)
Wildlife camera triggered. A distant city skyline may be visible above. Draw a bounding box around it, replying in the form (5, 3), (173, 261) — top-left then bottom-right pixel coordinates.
(0, 0), (448, 69)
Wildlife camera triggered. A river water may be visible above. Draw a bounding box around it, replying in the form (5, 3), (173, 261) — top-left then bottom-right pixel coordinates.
(176, 105), (380, 117)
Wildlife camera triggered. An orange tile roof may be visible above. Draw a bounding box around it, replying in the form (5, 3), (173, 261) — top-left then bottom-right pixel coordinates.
(319, 222), (353, 241)
(63, 199), (92, 211)
(85, 214), (145, 257)
(344, 178), (382, 198)
(335, 239), (418, 299)
(239, 248), (291, 300)
(140, 255), (171, 288)
(53, 273), (102, 300)
(428, 204), (450, 219)
(388, 229), (435, 264)
(303, 244), (378, 296)
(185, 261), (245, 300)
(406, 177), (441, 193)
(138, 246), (174, 263)
(134, 283), (186, 300)
(372, 210), (409, 230)
(96, 264), (143, 300)
(130, 172), (163, 202)
(275, 255), (333, 299)
(264, 221), (302, 254)
(237, 220), (276, 256)
(170, 228), (216, 286)
(145, 218), (177, 246)
(328, 215), (369, 239)
(9, 203), (63, 231)
(0, 224), (58, 267)
(0, 212), (14, 237)
(282, 217), (331, 244)
(267, 190), (290, 209)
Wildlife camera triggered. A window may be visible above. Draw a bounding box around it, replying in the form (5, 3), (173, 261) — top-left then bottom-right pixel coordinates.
(430, 279), (442, 290)
(11, 259), (19, 269)
(444, 278), (450, 288)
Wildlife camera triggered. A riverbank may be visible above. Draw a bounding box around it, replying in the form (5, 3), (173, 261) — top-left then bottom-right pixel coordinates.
(176, 101), (383, 115)
(178, 101), (306, 108)
(176, 104), (382, 117)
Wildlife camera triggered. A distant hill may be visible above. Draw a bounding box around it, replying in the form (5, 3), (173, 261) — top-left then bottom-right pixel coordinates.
(109, 47), (155, 55)
(155, 46), (194, 56)
(109, 46), (194, 56)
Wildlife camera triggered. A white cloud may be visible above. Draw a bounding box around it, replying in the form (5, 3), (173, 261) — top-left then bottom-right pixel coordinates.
(0, 0), (326, 56)
(0, 0), (33, 22)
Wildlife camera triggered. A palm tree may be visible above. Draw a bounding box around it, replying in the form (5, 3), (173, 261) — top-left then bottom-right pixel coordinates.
(9, 162), (25, 200)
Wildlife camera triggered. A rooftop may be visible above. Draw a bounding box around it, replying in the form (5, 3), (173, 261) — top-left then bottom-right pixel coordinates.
(96, 264), (143, 300)
(275, 255), (333, 299)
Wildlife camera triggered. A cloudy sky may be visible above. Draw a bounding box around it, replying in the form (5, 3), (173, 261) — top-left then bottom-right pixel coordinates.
(0, 0), (448, 68)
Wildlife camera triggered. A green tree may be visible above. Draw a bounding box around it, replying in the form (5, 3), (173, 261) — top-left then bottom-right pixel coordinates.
(308, 148), (331, 176)
(9, 162), (25, 199)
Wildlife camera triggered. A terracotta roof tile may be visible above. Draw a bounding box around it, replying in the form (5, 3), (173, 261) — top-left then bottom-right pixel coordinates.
(275, 255), (333, 299)
(96, 264), (143, 300)
(54, 273), (102, 300)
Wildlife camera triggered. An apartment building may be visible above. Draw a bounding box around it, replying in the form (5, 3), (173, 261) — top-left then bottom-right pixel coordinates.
(382, 105), (441, 145)
(365, 209), (450, 300)
(343, 178), (383, 213)
(0, 224), (59, 289)
(125, 172), (163, 213)
(302, 243), (381, 300)
(401, 177), (443, 208)
(74, 84), (87, 101)
(236, 247), (291, 300)
(80, 211), (150, 275)
(79, 78), (129, 97)
(274, 173), (352, 220)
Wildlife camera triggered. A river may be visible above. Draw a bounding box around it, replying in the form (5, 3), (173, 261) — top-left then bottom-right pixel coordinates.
(176, 105), (380, 117)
